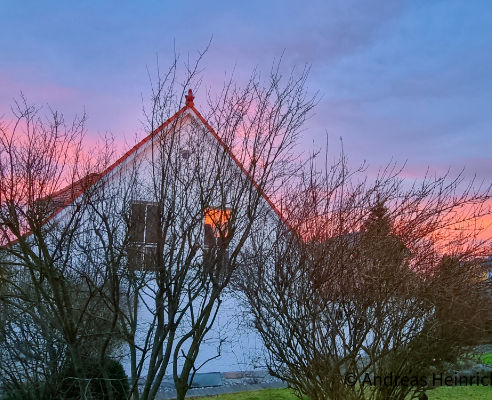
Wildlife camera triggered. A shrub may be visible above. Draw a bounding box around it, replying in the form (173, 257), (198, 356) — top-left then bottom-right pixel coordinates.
(57, 357), (129, 399)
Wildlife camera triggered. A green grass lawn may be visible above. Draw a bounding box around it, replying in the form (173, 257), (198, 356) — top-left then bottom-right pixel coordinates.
(191, 353), (492, 400)
(191, 389), (297, 400)
(479, 352), (492, 365)
(425, 386), (491, 399)
(191, 386), (491, 400)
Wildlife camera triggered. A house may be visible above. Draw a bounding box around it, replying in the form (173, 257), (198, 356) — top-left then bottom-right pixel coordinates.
(0, 90), (285, 384)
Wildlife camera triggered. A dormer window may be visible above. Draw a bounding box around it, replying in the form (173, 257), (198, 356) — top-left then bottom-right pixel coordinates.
(204, 207), (231, 248)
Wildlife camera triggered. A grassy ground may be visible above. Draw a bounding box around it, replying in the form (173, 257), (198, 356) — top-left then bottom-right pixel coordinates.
(191, 389), (297, 400)
(479, 352), (492, 365)
(188, 352), (492, 400)
(191, 386), (492, 400)
(425, 386), (491, 399)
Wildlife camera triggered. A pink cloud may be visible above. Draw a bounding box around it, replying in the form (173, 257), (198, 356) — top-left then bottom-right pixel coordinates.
(0, 73), (78, 106)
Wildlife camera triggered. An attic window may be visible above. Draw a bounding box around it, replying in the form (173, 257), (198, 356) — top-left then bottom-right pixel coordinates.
(204, 207), (231, 248)
(180, 149), (191, 160)
(128, 202), (159, 270)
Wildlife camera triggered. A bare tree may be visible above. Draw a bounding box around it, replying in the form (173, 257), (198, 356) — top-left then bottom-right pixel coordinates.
(0, 97), (126, 399)
(237, 153), (492, 400)
(97, 55), (317, 400)
(0, 53), (317, 400)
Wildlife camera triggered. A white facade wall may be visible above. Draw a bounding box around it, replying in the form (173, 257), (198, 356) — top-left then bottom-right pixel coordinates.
(83, 109), (279, 375)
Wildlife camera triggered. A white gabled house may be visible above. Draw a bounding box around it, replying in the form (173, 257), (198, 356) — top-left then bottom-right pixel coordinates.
(6, 89), (286, 380)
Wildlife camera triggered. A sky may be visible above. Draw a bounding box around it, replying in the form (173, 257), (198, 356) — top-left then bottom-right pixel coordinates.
(1, 0), (491, 182)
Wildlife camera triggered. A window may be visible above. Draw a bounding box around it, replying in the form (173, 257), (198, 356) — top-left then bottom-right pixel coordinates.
(204, 207), (232, 273)
(129, 202), (159, 244)
(180, 148), (191, 159)
(128, 202), (159, 270)
(204, 207), (231, 248)
(127, 245), (158, 270)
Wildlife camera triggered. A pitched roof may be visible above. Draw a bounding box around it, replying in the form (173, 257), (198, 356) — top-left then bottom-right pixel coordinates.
(45, 173), (101, 212)
(42, 90), (285, 225)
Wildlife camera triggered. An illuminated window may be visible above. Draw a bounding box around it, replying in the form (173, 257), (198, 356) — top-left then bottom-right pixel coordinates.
(128, 202), (159, 270)
(204, 207), (231, 248)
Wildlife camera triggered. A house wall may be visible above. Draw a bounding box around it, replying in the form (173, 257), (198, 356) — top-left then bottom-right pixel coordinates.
(0, 107), (285, 391)
(88, 110), (280, 376)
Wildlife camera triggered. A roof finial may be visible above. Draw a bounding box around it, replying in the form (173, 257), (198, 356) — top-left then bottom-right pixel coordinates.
(185, 89), (194, 107)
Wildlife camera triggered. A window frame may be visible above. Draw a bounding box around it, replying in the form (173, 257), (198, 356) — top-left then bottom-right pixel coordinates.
(128, 201), (160, 270)
(203, 207), (232, 249)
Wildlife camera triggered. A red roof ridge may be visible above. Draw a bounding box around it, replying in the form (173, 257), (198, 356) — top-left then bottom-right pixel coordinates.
(4, 92), (289, 247)
(99, 105), (188, 179)
(96, 95), (286, 225)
